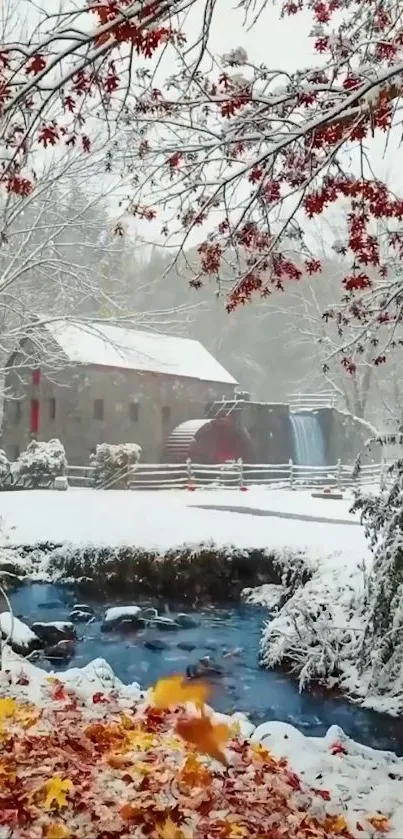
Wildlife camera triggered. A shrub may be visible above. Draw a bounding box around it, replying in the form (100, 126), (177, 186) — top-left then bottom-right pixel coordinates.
(16, 439), (67, 488)
(90, 442), (141, 489)
(352, 460), (403, 697)
(0, 449), (10, 488)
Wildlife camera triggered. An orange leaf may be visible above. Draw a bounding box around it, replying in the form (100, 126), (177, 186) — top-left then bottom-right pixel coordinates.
(156, 816), (185, 838)
(107, 753), (133, 769)
(180, 753), (212, 787)
(120, 803), (139, 821)
(43, 824), (71, 838)
(368, 815), (390, 833)
(152, 674), (211, 709)
(175, 714), (230, 765)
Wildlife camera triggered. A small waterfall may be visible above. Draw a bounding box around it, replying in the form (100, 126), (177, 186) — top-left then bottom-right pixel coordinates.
(290, 412), (326, 466)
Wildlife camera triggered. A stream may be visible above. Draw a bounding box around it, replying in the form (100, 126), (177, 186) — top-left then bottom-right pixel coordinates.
(9, 582), (403, 755)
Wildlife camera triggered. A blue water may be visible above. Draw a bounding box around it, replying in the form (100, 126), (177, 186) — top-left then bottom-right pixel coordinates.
(9, 583), (403, 754)
(290, 412), (327, 467)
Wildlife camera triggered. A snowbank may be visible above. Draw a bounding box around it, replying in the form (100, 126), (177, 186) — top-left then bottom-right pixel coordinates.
(0, 611), (40, 653)
(0, 487), (361, 556)
(0, 649), (401, 838)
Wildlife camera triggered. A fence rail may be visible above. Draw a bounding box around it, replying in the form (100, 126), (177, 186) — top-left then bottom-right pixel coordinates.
(64, 458), (387, 491)
(289, 392), (337, 411)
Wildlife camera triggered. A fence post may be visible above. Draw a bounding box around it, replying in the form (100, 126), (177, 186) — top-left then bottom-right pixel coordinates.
(289, 458), (294, 490)
(336, 458), (342, 490)
(237, 457), (245, 490)
(380, 457), (386, 492)
(186, 457), (195, 490)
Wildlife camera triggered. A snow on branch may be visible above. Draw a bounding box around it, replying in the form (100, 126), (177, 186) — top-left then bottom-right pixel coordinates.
(2, 0), (403, 372)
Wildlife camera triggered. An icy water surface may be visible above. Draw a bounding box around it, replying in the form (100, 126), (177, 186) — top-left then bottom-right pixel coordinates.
(10, 583), (403, 755)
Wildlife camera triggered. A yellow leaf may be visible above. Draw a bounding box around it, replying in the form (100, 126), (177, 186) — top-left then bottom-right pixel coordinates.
(40, 777), (73, 810)
(152, 674), (211, 710)
(125, 728), (156, 751)
(0, 698), (17, 719)
(368, 815), (390, 833)
(120, 713), (136, 730)
(227, 826), (249, 838)
(164, 735), (185, 751)
(156, 815), (185, 839)
(43, 824), (71, 838)
(325, 815), (349, 834)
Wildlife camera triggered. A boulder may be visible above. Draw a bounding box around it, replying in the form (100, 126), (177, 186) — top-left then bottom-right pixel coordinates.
(153, 617), (179, 631)
(44, 639), (75, 661)
(70, 610), (94, 624)
(144, 638), (170, 651)
(116, 617), (146, 634)
(31, 621), (76, 646)
(0, 612), (41, 656)
(140, 608), (158, 621)
(176, 613), (199, 629)
(101, 605), (142, 632)
(72, 604), (94, 615)
(177, 641), (197, 652)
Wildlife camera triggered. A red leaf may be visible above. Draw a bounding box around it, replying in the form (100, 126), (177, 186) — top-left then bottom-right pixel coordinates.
(315, 788), (331, 801)
(331, 741), (347, 756)
(25, 54), (47, 75)
(51, 682), (67, 701)
(284, 770), (302, 791)
(92, 693), (110, 705)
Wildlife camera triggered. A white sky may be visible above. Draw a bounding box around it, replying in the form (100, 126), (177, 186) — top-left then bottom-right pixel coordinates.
(122, 0), (401, 254)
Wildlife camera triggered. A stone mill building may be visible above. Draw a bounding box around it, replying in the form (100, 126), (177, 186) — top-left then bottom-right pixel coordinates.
(1, 320), (237, 464)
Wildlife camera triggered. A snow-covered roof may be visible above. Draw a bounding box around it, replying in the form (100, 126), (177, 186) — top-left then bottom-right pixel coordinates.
(44, 320), (237, 385)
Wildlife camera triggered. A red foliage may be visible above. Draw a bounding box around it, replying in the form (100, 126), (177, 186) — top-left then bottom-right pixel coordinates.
(330, 741), (348, 756)
(1, 0), (403, 366)
(25, 54), (47, 75)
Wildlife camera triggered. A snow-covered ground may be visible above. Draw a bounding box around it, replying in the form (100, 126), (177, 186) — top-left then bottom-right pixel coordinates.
(0, 486), (365, 563)
(1, 648), (402, 839)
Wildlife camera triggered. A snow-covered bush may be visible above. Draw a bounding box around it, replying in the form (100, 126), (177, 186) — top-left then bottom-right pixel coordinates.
(16, 439), (67, 488)
(352, 461), (403, 698)
(0, 450), (10, 488)
(90, 442), (141, 489)
(260, 562), (366, 691)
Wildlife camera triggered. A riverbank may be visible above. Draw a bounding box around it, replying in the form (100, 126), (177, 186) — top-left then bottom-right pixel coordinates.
(0, 648), (400, 839)
(0, 487), (387, 715)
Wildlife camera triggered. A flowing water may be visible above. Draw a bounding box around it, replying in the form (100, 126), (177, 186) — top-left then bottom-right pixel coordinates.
(290, 412), (327, 467)
(9, 583), (403, 755)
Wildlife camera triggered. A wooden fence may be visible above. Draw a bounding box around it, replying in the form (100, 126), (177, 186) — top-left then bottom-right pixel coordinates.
(288, 391), (337, 411)
(65, 458), (388, 491)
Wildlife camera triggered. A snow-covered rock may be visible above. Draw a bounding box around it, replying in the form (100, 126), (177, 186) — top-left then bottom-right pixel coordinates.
(242, 583), (286, 609)
(31, 621), (76, 645)
(102, 605), (142, 631)
(0, 612), (40, 655)
(176, 613), (199, 628)
(104, 605), (141, 623)
(153, 616), (179, 631)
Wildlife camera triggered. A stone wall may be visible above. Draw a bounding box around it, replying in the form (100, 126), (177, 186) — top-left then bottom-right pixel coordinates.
(232, 402), (376, 466)
(2, 360), (235, 465)
(316, 407), (378, 465)
(231, 401), (292, 464)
